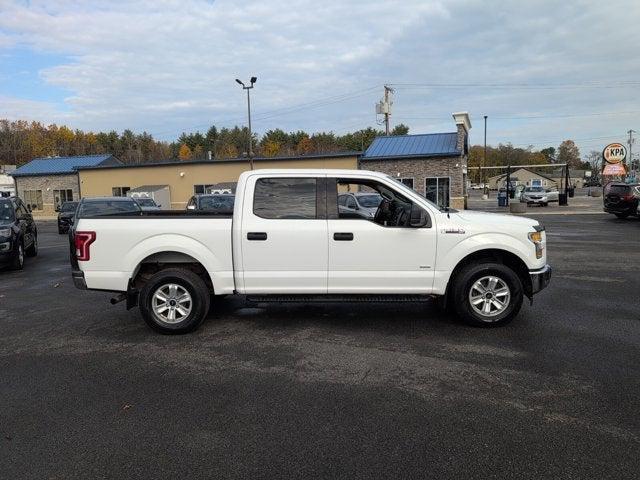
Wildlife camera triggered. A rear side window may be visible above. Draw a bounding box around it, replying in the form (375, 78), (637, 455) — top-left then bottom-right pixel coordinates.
(253, 178), (316, 219)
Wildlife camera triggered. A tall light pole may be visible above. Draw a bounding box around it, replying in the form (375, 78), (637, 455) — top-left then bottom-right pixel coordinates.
(483, 115), (488, 195)
(236, 76), (257, 170)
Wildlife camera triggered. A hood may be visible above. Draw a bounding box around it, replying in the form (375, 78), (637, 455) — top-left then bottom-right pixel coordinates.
(452, 210), (540, 229)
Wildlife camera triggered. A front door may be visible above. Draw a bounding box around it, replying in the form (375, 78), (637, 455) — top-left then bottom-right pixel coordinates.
(327, 177), (437, 294)
(240, 175), (328, 294)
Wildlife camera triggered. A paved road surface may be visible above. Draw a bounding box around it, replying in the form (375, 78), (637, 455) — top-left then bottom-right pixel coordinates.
(1, 216), (639, 479)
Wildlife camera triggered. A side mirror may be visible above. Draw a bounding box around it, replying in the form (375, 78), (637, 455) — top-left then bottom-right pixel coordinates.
(157, 204), (161, 208)
(27, 204), (32, 212)
(409, 204), (429, 228)
(55, 205), (60, 212)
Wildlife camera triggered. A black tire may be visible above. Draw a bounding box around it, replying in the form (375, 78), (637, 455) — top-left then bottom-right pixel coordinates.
(11, 242), (24, 270)
(614, 213), (629, 219)
(139, 268), (211, 334)
(25, 234), (37, 257)
(450, 262), (523, 327)
(58, 227), (64, 234)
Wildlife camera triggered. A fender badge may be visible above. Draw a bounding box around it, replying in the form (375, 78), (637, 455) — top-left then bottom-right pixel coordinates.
(441, 228), (466, 234)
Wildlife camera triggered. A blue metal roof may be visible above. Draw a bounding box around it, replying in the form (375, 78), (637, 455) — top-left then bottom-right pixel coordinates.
(362, 133), (460, 160)
(11, 154), (120, 177)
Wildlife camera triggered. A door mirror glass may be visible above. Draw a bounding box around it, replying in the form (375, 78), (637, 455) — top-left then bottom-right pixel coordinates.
(409, 204), (429, 228)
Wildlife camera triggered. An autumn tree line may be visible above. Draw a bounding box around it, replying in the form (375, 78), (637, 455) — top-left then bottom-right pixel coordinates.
(0, 119), (599, 181)
(0, 119), (409, 166)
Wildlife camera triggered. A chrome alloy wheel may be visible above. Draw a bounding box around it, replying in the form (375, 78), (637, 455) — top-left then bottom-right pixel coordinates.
(468, 275), (511, 319)
(17, 244), (24, 266)
(152, 283), (192, 324)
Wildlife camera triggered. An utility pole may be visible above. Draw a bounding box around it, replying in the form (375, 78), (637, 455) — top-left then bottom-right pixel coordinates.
(376, 86), (394, 135)
(235, 77), (257, 170)
(628, 129), (636, 180)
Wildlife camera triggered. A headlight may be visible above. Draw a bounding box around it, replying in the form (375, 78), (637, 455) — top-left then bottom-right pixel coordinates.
(0, 227), (11, 237)
(528, 231), (544, 259)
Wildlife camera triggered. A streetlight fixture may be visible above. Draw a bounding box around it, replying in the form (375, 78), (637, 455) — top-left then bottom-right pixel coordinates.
(236, 76), (257, 170)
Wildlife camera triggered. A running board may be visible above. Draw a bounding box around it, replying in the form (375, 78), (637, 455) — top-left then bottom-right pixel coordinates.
(246, 294), (434, 303)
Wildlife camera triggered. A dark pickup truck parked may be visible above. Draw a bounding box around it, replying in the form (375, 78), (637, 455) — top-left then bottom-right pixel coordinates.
(0, 196), (38, 270)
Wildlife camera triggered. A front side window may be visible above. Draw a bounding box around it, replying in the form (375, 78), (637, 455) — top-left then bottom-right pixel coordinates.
(335, 179), (416, 227)
(253, 178), (316, 219)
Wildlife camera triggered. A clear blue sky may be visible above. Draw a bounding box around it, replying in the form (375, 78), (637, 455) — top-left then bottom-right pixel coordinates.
(1, 0), (639, 157)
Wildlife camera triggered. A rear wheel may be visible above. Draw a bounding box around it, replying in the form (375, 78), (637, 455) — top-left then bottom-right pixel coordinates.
(451, 262), (523, 327)
(139, 268), (210, 334)
(614, 213), (629, 219)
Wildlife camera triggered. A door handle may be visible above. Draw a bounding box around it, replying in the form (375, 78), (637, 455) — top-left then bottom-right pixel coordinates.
(333, 232), (354, 241)
(247, 232), (268, 241)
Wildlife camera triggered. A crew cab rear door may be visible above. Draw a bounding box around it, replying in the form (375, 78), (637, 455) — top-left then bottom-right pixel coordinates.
(239, 174), (328, 294)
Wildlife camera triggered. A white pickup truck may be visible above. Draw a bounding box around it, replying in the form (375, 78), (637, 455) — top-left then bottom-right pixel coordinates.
(71, 169), (551, 333)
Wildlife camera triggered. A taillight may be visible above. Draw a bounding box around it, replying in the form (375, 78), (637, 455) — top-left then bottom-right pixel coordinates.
(74, 231), (96, 261)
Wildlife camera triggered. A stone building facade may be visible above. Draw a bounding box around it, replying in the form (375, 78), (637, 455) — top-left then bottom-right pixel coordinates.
(360, 112), (471, 209)
(14, 174), (80, 216)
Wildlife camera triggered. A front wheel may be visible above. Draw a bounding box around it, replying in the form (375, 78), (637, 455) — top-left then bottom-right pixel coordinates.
(11, 242), (24, 270)
(139, 268), (211, 334)
(25, 235), (38, 257)
(451, 262), (523, 327)
(614, 213), (629, 219)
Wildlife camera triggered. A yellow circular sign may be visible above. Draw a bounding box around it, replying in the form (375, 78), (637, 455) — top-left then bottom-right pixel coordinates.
(603, 143), (627, 164)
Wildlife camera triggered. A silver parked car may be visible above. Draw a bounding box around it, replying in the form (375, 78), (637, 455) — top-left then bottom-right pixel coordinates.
(337, 192), (382, 219)
(520, 186), (553, 206)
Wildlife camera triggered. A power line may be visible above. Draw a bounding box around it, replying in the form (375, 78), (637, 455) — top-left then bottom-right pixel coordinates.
(389, 81), (640, 90)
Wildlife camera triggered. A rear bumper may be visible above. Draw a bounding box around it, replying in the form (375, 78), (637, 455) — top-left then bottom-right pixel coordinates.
(72, 269), (87, 289)
(529, 264), (552, 294)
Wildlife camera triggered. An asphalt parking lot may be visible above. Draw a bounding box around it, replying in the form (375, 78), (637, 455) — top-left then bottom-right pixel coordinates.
(1, 214), (639, 479)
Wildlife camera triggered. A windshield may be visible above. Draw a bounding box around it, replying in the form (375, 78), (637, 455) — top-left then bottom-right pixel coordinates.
(199, 195), (235, 211)
(0, 200), (15, 224)
(78, 199), (142, 217)
(357, 194), (382, 208)
(526, 187), (545, 192)
(61, 202), (78, 212)
(135, 198), (157, 206)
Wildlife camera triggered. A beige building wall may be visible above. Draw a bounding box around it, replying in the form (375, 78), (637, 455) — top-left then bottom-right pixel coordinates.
(79, 156), (358, 209)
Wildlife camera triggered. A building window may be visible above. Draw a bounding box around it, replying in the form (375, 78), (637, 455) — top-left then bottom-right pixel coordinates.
(194, 184), (233, 194)
(400, 178), (414, 189)
(194, 185), (207, 194)
(425, 177), (450, 208)
(112, 186), (131, 197)
(53, 189), (73, 207)
(23, 190), (43, 211)
(531, 179), (542, 187)
(253, 178), (316, 219)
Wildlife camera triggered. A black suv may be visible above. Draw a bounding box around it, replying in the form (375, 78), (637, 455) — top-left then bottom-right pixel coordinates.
(0, 196), (38, 270)
(603, 183), (640, 219)
(57, 201), (78, 234)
